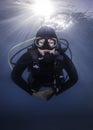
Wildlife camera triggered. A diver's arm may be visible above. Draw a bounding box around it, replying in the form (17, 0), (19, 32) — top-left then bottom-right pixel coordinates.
(60, 54), (78, 92)
(11, 52), (33, 94)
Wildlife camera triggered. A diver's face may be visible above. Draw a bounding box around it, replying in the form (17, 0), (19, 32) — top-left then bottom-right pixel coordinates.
(38, 48), (55, 56)
(35, 37), (57, 55)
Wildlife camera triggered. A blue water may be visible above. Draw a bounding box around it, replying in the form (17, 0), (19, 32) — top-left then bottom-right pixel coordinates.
(0, 1), (93, 130)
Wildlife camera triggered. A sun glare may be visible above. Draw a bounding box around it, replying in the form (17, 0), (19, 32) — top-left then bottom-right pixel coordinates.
(32, 0), (55, 17)
(15, 0), (73, 31)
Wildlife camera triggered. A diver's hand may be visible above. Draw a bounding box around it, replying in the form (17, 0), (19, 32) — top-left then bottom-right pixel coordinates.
(43, 52), (55, 63)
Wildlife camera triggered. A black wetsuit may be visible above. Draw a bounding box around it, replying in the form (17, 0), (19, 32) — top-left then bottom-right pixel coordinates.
(11, 49), (78, 95)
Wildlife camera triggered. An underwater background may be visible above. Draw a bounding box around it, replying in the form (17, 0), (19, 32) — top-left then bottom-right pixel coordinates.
(0, 0), (93, 130)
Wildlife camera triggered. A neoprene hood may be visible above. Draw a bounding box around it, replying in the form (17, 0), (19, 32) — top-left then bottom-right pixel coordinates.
(36, 26), (58, 39)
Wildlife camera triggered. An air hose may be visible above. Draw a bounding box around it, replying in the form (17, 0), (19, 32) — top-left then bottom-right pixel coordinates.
(8, 37), (72, 70)
(8, 37), (35, 70)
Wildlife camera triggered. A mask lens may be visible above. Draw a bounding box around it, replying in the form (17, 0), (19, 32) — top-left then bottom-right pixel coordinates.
(35, 38), (45, 48)
(48, 38), (57, 48)
(38, 39), (45, 47)
(48, 39), (55, 47)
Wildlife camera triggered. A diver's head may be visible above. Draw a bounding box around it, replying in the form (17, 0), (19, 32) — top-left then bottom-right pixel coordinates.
(34, 26), (58, 55)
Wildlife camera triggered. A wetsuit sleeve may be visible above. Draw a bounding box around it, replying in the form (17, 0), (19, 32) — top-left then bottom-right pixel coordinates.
(60, 54), (78, 93)
(11, 52), (33, 95)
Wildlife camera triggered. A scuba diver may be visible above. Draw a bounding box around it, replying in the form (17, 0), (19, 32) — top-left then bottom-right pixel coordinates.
(11, 26), (78, 100)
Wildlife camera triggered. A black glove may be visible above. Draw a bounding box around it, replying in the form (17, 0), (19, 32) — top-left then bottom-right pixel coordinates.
(43, 52), (55, 63)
